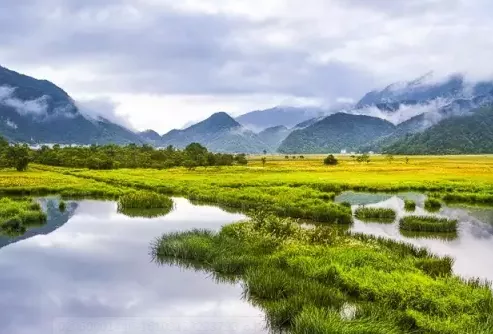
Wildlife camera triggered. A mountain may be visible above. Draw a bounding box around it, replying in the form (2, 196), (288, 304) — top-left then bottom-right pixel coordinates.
(235, 106), (325, 131)
(161, 112), (269, 153)
(278, 113), (396, 153)
(139, 129), (162, 144)
(0, 65), (143, 144)
(258, 125), (291, 150)
(383, 107), (493, 154)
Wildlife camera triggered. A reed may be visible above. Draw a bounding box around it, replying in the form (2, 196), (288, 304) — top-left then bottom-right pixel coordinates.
(399, 215), (458, 233)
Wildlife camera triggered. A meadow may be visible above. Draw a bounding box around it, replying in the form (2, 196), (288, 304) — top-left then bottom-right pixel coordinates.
(0, 154), (493, 332)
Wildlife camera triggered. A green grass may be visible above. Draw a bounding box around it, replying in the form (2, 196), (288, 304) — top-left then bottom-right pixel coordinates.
(354, 207), (396, 223)
(400, 215), (458, 233)
(151, 214), (493, 333)
(117, 191), (174, 211)
(425, 198), (442, 212)
(0, 197), (47, 236)
(400, 229), (458, 241)
(58, 200), (66, 212)
(404, 200), (416, 212)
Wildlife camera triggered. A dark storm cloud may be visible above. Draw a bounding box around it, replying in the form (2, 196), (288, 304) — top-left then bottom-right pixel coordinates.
(0, 0), (374, 101)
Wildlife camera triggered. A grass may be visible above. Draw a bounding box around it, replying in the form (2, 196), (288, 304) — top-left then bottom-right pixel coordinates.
(151, 214), (493, 333)
(400, 215), (458, 233)
(0, 197), (47, 236)
(117, 191), (174, 211)
(59, 200), (66, 212)
(425, 198), (442, 212)
(404, 200), (416, 212)
(400, 230), (458, 241)
(354, 207), (396, 222)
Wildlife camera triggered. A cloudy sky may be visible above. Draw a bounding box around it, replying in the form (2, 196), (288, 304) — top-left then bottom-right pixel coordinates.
(1, 0), (492, 133)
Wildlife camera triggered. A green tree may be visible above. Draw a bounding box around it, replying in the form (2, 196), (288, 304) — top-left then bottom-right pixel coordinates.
(6, 144), (30, 171)
(261, 157), (267, 167)
(323, 154), (338, 166)
(234, 154), (248, 165)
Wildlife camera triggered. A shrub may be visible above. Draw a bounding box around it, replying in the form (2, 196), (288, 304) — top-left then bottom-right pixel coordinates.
(399, 215), (457, 233)
(324, 155), (338, 166)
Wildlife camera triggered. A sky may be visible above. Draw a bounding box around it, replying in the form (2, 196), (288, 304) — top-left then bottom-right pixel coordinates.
(1, 0), (492, 133)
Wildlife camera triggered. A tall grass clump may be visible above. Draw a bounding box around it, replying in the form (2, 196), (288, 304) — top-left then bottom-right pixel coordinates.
(151, 212), (493, 333)
(118, 191), (173, 211)
(399, 215), (458, 233)
(424, 198), (442, 212)
(0, 197), (47, 236)
(59, 200), (67, 212)
(354, 207), (396, 223)
(404, 200), (416, 212)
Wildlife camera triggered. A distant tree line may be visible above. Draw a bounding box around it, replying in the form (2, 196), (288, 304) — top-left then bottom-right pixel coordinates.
(0, 137), (248, 171)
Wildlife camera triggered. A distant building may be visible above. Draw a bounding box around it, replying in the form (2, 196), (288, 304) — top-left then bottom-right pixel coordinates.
(369, 151), (374, 155)
(340, 149), (347, 154)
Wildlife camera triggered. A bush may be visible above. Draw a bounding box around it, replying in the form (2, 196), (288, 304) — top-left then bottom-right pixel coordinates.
(324, 155), (338, 166)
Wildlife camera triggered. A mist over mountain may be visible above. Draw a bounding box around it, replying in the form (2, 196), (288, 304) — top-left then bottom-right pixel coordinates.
(383, 106), (493, 154)
(235, 106), (326, 131)
(0, 65), (143, 145)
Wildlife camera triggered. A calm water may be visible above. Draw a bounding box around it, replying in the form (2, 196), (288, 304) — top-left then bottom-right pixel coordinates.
(336, 191), (493, 281)
(0, 198), (267, 334)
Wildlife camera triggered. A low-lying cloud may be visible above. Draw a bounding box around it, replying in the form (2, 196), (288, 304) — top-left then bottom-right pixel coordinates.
(0, 85), (49, 116)
(76, 98), (135, 130)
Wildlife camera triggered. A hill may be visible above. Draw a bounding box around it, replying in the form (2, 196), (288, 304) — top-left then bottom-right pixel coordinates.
(383, 107), (493, 154)
(161, 112), (269, 153)
(278, 113), (395, 153)
(0, 65), (143, 144)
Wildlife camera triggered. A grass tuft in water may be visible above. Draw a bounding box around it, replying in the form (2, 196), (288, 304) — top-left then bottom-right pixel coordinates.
(399, 215), (458, 233)
(117, 191), (173, 213)
(0, 197), (47, 236)
(425, 198), (442, 212)
(354, 207), (396, 223)
(404, 200), (416, 212)
(58, 200), (66, 212)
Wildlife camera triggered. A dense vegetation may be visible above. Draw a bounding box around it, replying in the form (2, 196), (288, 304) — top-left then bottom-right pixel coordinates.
(0, 197), (47, 236)
(384, 107), (493, 154)
(117, 191), (174, 217)
(152, 214), (493, 333)
(399, 216), (458, 233)
(0, 138), (249, 170)
(354, 207), (396, 222)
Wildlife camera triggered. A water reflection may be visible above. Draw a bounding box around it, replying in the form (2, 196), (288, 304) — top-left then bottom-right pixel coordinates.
(336, 192), (493, 281)
(0, 198), (266, 334)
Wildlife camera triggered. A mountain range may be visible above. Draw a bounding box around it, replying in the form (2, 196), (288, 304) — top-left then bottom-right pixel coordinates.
(2, 64), (493, 154)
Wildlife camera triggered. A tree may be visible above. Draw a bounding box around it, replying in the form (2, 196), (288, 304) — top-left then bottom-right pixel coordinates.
(405, 157), (410, 164)
(6, 144), (30, 171)
(261, 157), (267, 167)
(386, 154), (394, 164)
(285, 155), (289, 159)
(323, 154), (338, 166)
(299, 155), (304, 159)
(234, 154), (248, 165)
(356, 154), (370, 164)
(263, 150), (267, 155)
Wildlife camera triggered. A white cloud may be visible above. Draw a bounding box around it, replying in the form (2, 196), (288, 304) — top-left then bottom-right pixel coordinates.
(0, 85), (49, 116)
(0, 0), (492, 132)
